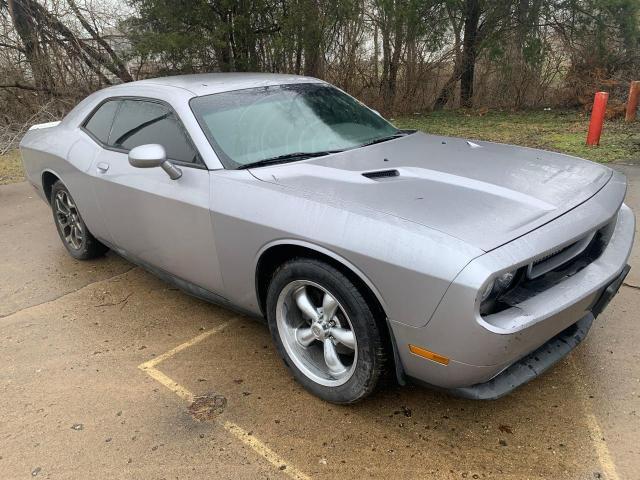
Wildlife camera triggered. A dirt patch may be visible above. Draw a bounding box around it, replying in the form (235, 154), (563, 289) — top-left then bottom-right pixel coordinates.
(188, 393), (227, 421)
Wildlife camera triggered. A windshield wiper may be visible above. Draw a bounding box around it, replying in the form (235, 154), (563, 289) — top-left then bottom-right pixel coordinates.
(235, 131), (412, 170)
(236, 149), (344, 170)
(359, 131), (411, 148)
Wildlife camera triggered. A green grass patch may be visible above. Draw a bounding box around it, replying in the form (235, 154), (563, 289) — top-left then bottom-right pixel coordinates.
(394, 110), (640, 163)
(0, 150), (25, 185)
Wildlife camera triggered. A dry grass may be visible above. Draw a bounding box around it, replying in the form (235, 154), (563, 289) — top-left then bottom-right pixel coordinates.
(0, 150), (25, 185)
(395, 110), (640, 163)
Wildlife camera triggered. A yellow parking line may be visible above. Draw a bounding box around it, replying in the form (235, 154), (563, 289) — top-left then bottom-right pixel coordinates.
(570, 359), (620, 480)
(583, 412), (620, 480)
(139, 321), (232, 370)
(141, 366), (194, 402)
(138, 320), (312, 480)
(223, 421), (312, 480)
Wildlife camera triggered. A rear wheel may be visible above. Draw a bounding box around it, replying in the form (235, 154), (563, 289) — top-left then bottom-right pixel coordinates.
(51, 180), (108, 260)
(266, 258), (386, 403)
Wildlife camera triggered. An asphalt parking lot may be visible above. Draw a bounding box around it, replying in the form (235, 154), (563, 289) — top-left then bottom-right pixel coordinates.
(1, 166), (639, 480)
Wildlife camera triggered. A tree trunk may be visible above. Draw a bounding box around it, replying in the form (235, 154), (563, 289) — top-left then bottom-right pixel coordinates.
(294, 21), (303, 75)
(379, 1), (404, 114)
(460, 0), (481, 108)
(380, 22), (391, 109)
(373, 24), (379, 81)
(404, 35), (417, 101)
(233, 0), (258, 72)
(433, 61), (461, 110)
(7, 0), (52, 91)
(302, 0), (323, 77)
(433, 4), (463, 110)
(385, 23), (402, 111)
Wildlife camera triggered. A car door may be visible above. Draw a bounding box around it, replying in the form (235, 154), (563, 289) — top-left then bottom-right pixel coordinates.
(86, 98), (224, 294)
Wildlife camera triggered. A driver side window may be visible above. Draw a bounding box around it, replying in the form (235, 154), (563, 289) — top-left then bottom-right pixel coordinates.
(108, 99), (200, 164)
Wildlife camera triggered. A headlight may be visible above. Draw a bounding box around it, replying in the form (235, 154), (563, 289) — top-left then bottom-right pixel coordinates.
(480, 279), (495, 301)
(480, 270), (518, 302)
(495, 271), (516, 292)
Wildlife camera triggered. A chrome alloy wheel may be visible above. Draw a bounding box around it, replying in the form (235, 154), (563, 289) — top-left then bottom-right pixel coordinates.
(276, 280), (358, 387)
(54, 190), (84, 250)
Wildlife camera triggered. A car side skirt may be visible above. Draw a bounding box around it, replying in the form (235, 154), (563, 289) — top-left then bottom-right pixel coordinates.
(99, 238), (264, 322)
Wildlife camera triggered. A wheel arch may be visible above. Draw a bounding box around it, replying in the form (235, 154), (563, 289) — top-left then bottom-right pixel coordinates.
(255, 241), (385, 315)
(254, 240), (404, 384)
(41, 169), (62, 204)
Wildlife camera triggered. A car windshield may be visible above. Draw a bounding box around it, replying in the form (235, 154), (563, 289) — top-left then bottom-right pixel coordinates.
(190, 83), (401, 169)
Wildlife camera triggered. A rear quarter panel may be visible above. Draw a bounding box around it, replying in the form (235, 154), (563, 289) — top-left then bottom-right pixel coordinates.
(20, 124), (106, 240)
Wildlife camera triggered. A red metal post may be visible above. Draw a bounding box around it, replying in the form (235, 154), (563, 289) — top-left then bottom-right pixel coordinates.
(625, 81), (640, 123)
(586, 91), (609, 146)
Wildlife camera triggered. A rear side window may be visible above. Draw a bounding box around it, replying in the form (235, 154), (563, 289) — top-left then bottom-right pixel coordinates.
(84, 100), (120, 144)
(108, 100), (199, 164)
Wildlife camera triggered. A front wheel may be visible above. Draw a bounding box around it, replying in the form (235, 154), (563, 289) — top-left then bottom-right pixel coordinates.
(51, 180), (108, 260)
(266, 258), (386, 404)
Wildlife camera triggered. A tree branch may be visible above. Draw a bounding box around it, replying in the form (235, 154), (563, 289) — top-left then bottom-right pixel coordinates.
(0, 81), (51, 93)
(0, 41), (25, 53)
(67, 0), (133, 82)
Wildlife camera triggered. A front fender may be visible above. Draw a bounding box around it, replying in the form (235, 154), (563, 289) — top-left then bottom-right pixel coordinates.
(210, 171), (483, 327)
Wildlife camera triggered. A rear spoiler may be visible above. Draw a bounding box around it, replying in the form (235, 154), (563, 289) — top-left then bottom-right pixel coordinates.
(28, 121), (61, 131)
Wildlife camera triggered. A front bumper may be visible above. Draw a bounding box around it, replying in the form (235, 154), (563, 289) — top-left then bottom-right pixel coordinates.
(450, 263), (629, 400)
(390, 190), (635, 396)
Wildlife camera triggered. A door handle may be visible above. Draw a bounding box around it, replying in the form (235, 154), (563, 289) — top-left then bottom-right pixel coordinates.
(96, 162), (110, 173)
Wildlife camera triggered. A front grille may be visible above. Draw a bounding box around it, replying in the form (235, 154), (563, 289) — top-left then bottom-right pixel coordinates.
(526, 231), (596, 279)
(486, 218), (616, 314)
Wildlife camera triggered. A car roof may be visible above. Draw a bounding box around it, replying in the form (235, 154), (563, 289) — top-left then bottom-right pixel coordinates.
(108, 73), (325, 97)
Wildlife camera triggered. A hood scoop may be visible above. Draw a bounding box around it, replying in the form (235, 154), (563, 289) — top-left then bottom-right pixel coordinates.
(362, 169), (400, 180)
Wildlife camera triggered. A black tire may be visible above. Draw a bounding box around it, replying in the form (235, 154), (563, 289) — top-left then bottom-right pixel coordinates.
(50, 180), (108, 260)
(266, 258), (386, 404)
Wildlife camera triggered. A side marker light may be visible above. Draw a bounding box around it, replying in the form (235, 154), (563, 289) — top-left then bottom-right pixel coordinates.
(408, 344), (450, 365)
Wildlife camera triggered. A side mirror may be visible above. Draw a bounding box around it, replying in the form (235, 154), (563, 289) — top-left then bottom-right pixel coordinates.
(128, 144), (182, 180)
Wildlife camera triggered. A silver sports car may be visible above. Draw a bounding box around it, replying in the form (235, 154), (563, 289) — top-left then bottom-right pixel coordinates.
(20, 73), (635, 403)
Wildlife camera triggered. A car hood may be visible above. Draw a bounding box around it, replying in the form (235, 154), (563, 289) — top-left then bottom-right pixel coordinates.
(249, 132), (612, 251)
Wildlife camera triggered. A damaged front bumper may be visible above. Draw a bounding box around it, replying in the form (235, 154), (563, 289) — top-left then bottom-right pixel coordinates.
(450, 263), (629, 400)
(389, 187), (635, 398)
